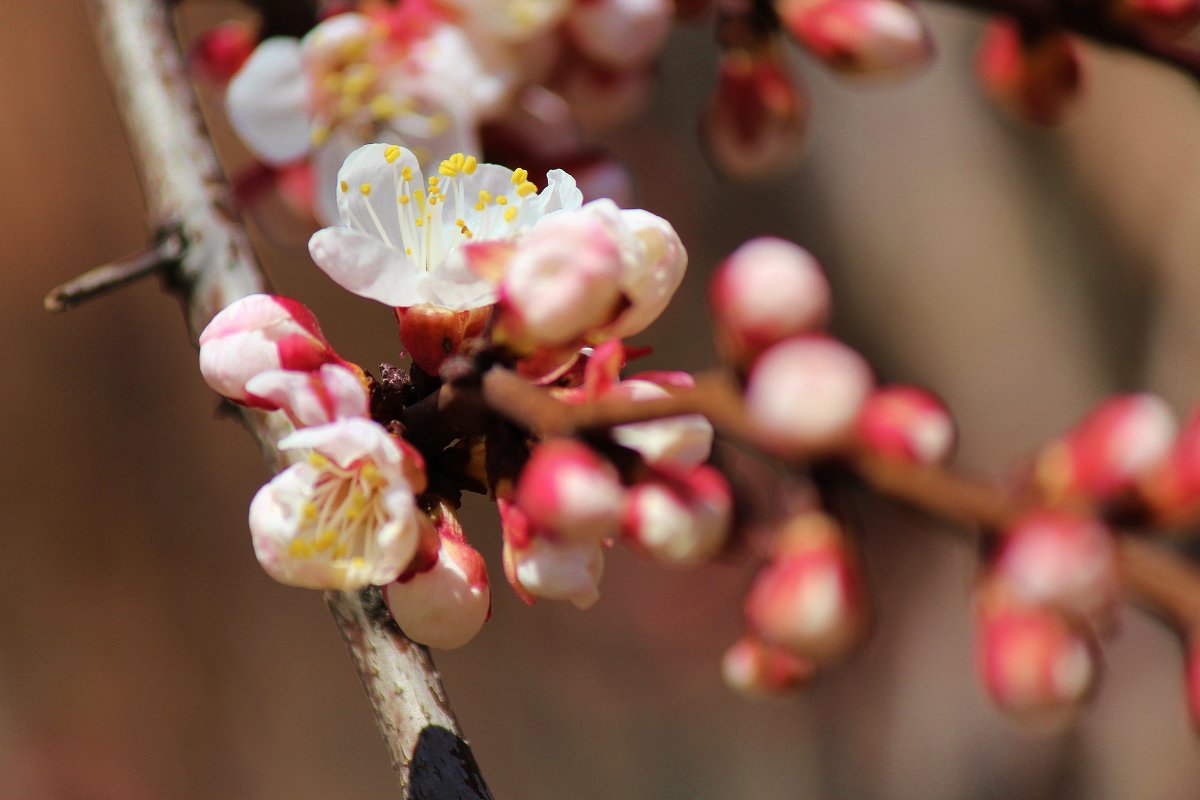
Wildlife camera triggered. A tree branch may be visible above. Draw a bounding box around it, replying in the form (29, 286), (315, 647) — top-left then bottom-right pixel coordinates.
(79, 0), (489, 795)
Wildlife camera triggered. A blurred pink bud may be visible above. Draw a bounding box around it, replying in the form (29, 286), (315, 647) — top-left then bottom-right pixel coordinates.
(710, 237), (831, 366)
(1035, 393), (1175, 502)
(857, 385), (955, 464)
(977, 603), (1097, 722)
(190, 21), (257, 84)
(386, 509), (491, 650)
(608, 379), (714, 467)
(722, 634), (818, 695)
(515, 440), (627, 542)
(744, 335), (874, 452)
(497, 213), (625, 348)
(976, 19), (1082, 127)
(782, 0), (933, 75)
(625, 465), (733, 565)
(198, 294), (347, 406)
(993, 510), (1117, 625)
(745, 513), (867, 663)
(1147, 406), (1200, 519)
(395, 305), (491, 377)
(244, 363), (368, 427)
(566, 0), (673, 69)
(552, 57), (655, 133)
(504, 535), (606, 609)
(700, 47), (807, 179)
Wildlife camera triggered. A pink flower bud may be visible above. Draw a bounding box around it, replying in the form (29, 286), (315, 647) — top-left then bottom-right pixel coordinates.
(1147, 406), (1200, 519)
(625, 465), (733, 565)
(710, 237), (831, 365)
(722, 634), (818, 696)
(497, 212), (624, 349)
(386, 509), (491, 650)
(190, 21), (257, 84)
(744, 336), (874, 452)
(608, 379), (714, 467)
(782, 0), (933, 75)
(992, 510), (1117, 625)
(552, 58), (655, 133)
(243, 363), (369, 427)
(745, 513), (867, 664)
(503, 535), (606, 609)
(198, 294), (347, 406)
(857, 385), (955, 464)
(515, 440), (627, 542)
(1035, 393), (1175, 503)
(977, 603), (1097, 722)
(700, 47), (807, 179)
(976, 19), (1082, 127)
(566, 0), (673, 70)
(395, 305), (491, 377)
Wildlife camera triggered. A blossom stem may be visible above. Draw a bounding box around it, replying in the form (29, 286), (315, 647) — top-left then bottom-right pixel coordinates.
(76, 0), (488, 795)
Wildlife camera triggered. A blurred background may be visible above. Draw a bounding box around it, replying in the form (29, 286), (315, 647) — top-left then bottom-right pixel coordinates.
(4, 1), (1200, 797)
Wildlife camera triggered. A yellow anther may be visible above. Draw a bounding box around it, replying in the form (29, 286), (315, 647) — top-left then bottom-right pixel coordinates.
(302, 503), (319, 522)
(511, 168), (528, 185)
(429, 197), (438, 206)
(401, 166), (413, 182)
(475, 202), (486, 211)
(359, 183), (372, 196)
(308, 452), (329, 468)
(504, 206), (518, 223)
(478, 189), (492, 203)
(361, 463), (380, 484)
(351, 557), (367, 569)
(384, 144), (402, 163)
(429, 113), (449, 135)
(339, 180), (349, 193)
(288, 539), (315, 559)
(415, 217), (424, 227)
(463, 155), (478, 174)
(333, 544), (349, 559)
(428, 176), (440, 187)
(398, 194), (410, 205)
(310, 126), (330, 146)
(455, 218), (467, 227)
(495, 195), (508, 205)
(405, 248), (412, 255)
(314, 529), (337, 551)
(516, 181), (537, 197)
(321, 73), (343, 93)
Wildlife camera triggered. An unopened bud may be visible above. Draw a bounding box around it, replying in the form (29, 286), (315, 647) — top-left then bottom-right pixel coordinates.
(515, 440), (627, 542)
(609, 379), (714, 467)
(244, 363), (368, 427)
(700, 47), (807, 179)
(744, 336), (874, 452)
(566, 0), (673, 69)
(977, 602), (1097, 723)
(722, 634), (818, 695)
(1147, 406), (1200, 520)
(710, 237), (831, 366)
(977, 19), (1082, 127)
(745, 513), (867, 664)
(497, 213), (625, 349)
(504, 535), (605, 609)
(386, 509), (491, 650)
(1035, 393), (1175, 503)
(625, 465), (733, 565)
(198, 294), (347, 406)
(552, 58), (654, 133)
(782, 0), (933, 75)
(190, 21), (257, 84)
(993, 510), (1117, 625)
(857, 385), (955, 464)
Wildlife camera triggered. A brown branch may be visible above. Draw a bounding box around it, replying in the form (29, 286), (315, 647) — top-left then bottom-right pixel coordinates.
(479, 363), (1200, 631)
(44, 228), (185, 312)
(79, 0), (488, 796)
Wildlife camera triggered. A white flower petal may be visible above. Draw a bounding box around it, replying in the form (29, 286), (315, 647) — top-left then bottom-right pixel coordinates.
(335, 143), (423, 245)
(608, 207), (687, 338)
(426, 247), (499, 308)
(309, 227), (427, 306)
(226, 38), (313, 164)
(279, 418), (401, 472)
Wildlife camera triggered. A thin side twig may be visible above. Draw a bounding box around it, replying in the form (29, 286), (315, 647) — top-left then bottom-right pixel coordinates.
(80, 0), (490, 796)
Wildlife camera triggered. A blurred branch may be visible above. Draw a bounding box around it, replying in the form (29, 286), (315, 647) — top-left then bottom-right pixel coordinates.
(76, 0), (490, 796)
(930, 0), (1200, 80)
(44, 228), (184, 312)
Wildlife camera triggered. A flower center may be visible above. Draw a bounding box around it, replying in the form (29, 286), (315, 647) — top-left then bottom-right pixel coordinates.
(340, 148), (540, 272)
(287, 451), (389, 571)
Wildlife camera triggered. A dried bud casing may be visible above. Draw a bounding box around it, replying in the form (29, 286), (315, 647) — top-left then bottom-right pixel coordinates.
(976, 19), (1083, 127)
(395, 304), (491, 377)
(710, 237), (831, 368)
(700, 46), (807, 179)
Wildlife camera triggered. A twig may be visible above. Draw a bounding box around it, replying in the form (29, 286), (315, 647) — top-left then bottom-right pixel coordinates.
(44, 228), (185, 312)
(79, 0), (489, 796)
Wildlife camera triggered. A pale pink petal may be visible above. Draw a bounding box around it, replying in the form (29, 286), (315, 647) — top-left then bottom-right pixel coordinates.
(226, 37), (313, 164)
(309, 227), (426, 306)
